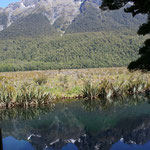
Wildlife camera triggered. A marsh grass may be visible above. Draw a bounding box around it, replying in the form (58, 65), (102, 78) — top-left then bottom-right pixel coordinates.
(33, 75), (48, 85)
(16, 84), (54, 106)
(0, 82), (16, 107)
(0, 67), (149, 109)
(0, 81), (54, 108)
(82, 81), (99, 100)
(82, 73), (150, 101)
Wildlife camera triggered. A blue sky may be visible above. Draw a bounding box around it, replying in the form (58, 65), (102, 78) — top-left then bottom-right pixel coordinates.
(0, 0), (20, 8)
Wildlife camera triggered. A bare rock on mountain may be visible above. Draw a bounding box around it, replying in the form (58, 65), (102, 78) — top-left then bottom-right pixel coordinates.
(0, 0), (146, 37)
(0, 0), (87, 32)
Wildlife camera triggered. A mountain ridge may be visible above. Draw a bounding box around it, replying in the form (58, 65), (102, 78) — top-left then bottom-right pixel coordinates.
(0, 0), (146, 38)
(0, 0), (86, 33)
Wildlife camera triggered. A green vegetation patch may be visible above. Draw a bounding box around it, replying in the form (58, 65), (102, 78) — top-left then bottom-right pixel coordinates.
(0, 30), (145, 72)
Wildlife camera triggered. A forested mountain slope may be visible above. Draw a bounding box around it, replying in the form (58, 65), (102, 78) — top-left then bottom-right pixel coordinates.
(0, 31), (145, 71)
(0, 0), (146, 71)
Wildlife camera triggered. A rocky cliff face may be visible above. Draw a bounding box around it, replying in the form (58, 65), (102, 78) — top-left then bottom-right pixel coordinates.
(0, 0), (89, 32)
(0, 0), (145, 37)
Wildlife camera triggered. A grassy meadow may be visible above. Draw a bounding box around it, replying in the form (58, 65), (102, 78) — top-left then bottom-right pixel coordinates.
(0, 67), (150, 109)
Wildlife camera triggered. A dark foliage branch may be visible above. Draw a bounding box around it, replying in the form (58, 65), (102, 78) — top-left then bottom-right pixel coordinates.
(101, 0), (150, 71)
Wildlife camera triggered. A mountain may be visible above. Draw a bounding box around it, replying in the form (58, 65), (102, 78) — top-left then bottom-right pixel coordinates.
(0, 0), (145, 38)
(0, 0), (146, 71)
(0, 0), (86, 37)
(0, 13), (57, 38)
(66, 2), (145, 33)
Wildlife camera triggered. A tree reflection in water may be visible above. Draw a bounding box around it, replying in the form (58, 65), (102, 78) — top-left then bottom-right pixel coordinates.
(82, 94), (149, 112)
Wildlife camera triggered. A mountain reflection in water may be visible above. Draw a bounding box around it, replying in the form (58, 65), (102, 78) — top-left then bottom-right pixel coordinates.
(1, 95), (150, 150)
(3, 136), (78, 150)
(3, 136), (150, 150)
(111, 141), (150, 150)
(3, 136), (34, 150)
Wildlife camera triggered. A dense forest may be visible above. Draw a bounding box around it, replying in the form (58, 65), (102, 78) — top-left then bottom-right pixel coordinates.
(0, 30), (145, 72)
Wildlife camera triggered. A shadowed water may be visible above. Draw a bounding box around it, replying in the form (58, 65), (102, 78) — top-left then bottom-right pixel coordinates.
(1, 95), (150, 150)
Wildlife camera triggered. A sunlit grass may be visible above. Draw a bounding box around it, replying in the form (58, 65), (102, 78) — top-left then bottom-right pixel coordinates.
(0, 67), (149, 108)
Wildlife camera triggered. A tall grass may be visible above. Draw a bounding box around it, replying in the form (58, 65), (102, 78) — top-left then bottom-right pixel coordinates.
(33, 75), (48, 85)
(82, 74), (150, 100)
(82, 81), (99, 100)
(0, 81), (54, 108)
(0, 68), (149, 109)
(16, 84), (54, 106)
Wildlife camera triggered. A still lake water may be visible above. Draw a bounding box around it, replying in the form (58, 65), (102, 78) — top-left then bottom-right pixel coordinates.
(1, 96), (150, 150)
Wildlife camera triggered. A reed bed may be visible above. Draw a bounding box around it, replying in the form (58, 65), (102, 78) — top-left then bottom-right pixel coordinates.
(82, 72), (150, 102)
(83, 79), (148, 99)
(0, 67), (149, 109)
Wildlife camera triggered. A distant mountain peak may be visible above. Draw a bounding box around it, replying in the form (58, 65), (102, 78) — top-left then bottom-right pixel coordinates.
(22, 0), (40, 7)
(0, 0), (145, 38)
(0, 0), (89, 32)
